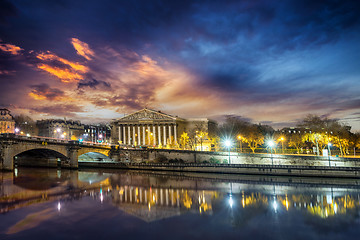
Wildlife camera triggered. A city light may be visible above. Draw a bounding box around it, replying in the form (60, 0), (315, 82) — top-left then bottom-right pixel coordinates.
(267, 140), (275, 148)
(224, 139), (232, 148)
(14, 128), (20, 133)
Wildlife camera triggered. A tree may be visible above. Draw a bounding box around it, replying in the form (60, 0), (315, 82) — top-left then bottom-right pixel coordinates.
(242, 124), (264, 153)
(179, 132), (189, 150)
(287, 132), (303, 154)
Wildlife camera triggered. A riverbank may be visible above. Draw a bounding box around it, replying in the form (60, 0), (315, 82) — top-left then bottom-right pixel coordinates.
(78, 161), (360, 178)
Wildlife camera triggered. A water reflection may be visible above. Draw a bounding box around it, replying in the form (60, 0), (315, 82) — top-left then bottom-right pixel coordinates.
(1, 168), (360, 238)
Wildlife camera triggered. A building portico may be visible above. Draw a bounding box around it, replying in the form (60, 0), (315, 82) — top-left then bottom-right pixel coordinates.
(112, 108), (185, 147)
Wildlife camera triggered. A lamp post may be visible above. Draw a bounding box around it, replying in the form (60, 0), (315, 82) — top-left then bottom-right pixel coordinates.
(327, 142), (332, 167)
(267, 140), (275, 165)
(280, 137), (284, 154)
(237, 135), (243, 153)
(225, 140), (232, 164)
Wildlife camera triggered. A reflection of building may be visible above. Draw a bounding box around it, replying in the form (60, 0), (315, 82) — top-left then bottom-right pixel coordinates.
(83, 124), (111, 143)
(112, 185), (214, 222)
(0, 108), (15, 134)
(36, 119), (84, 140)
(111, 108), (217, 148)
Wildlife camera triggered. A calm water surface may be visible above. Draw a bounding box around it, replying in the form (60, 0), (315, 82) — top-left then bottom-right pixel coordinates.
(1, 168), (360, 240)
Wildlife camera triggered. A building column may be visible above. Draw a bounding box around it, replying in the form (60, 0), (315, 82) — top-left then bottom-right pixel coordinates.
(163, 125), (166, 146)
(174, 124), (177, 144)
(137, 126), (141, 145)
(118, 125), (121, 144)
(147, 125), (151, 145)
(123, 125), (126, 145)
(128, 125), (131, 145)
(169, 125), (172, 144)
(158, 125), (161, 146)
(153, 125), (156, 146)
(132, 125), (136, 145)
(142, 125), (145, 145)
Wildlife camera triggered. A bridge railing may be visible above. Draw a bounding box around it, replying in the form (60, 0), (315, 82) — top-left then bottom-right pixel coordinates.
(0, 133), (110, 147)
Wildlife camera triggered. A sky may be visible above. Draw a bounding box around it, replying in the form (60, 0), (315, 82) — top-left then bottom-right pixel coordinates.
(0, 0), (360, 131)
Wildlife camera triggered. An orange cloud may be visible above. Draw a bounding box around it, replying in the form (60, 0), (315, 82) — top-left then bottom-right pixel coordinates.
(71, 38), (94, 60)
(28, 92), (47, 100)
(36, 51), (89, 73)
(38, 64), (83, 83)
(0, 43), (23, 55)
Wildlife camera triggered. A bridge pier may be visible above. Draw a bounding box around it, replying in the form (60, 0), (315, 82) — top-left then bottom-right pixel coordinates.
(0, 140), (16, 171)
(67, 145), (80, 169)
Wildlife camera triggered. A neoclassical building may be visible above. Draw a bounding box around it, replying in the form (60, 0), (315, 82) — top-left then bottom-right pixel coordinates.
(0, 108), (15, 134)
(111, 108), (217, 148)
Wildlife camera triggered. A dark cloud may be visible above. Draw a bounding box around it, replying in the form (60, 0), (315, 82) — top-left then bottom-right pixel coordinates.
(0, 0), (359, 129)
(77, 78), (111, 90)
(29, 83), (64, 100)
(31, 104), (84, 118)
(0, 0), (17, 25)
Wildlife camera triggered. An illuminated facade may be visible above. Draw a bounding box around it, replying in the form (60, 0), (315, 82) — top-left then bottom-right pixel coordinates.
(36, 119), (84, 140)
(111, 108), (217, 148)
(0, 108), (15, 134)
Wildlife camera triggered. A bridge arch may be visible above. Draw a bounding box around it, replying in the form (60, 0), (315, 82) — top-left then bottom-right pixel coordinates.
(14, 148), (69, 168)
(78, 152), (112, 162)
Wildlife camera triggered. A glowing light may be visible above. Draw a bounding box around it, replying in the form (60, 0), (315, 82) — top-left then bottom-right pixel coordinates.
(224, 140), (232, 148)
(57, 202), (61, 211)
(267, 140), (275, 147)
(14, 128), (20, 133)
(229, 194), (233, 208)
(273, 200), (278, 212)
(56, 128), (61, 133)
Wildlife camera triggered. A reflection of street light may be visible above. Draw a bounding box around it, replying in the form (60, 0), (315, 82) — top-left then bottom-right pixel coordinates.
(237, 135), (243, 153)
(225, 139), (232, 164)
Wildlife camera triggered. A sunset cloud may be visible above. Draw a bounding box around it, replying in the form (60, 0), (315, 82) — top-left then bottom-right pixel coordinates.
(28, 83), (66, 101)
(71, 38), (94, 60)
(36, 51), (89, 73)
(0, 43), (23, 55)
(37, 64), (83, 83)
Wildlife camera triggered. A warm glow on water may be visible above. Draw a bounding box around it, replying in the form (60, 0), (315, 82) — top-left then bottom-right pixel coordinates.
(1, 168), (360, 239)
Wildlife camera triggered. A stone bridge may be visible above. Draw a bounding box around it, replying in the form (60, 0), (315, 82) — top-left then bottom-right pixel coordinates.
(0, 134), (112, 170)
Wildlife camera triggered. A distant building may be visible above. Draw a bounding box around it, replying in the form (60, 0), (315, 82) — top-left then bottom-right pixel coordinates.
(111, 108), (217, 150)
(83, 124), (111, 143)
(0, 108), (15, 134)
(36, 119), (84, 140)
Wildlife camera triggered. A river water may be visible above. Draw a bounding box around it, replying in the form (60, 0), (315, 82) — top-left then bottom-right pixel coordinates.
(1, 167), (360, 240)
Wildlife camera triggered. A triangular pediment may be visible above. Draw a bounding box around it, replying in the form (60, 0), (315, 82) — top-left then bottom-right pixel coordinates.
(119, 109), (177, 121)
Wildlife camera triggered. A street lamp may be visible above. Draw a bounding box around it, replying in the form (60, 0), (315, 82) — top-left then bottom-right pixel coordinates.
(237, 135), (243, 153)
(225, 139), (232, 164)
(279, 137), (285, 154)
(267, 140), (275, 165)
(14, 128), (20, 134)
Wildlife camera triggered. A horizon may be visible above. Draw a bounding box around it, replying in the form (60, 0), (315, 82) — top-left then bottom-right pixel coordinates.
(1, 0), (360, 131)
